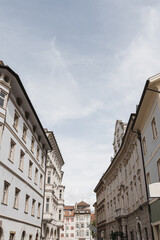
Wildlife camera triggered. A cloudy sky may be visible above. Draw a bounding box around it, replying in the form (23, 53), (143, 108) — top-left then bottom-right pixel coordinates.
(1, 0), (160, 207)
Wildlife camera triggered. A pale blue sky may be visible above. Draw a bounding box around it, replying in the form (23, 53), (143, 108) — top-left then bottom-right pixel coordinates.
(1, 0), (160, 206)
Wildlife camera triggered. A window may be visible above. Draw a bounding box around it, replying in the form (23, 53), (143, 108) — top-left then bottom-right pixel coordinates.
(13, 188), (20, 209)
(36, 146), (40, 160)
(22, 124), (27, 142)
(41, 153), (44, 166)
(157, 159), (160, 181)
(70, 233), (74, 237)
(151, 117), (158, 140)
(66, 226), (69, 230)
(19, 150), (25, 171)
(0, 90), (6, 108)
(46, 197), (50, 212)
(29, 235), (32, 240)
(34, 168), (38, 185)
(144, 227), (149, 240)
(47, 171), (51, 184)
(2, 181), (10, 204)
(61, 234), (64, 237)
(71, 226), (74, 230)
(59, 189), (62, 199)
(86, 231), (89, 236)
(9, 232), (15, 240)
(71, 218), (74, 222)
(31, 137), (35, 153)
(24, 195), (29, 213)
(13, 111), (19, 130)
(142, 136), (147, 156)
(66, 234), (69, 237)
(81, 223), (84, 228)
(146, 172), (151, 185)
(59, 209), (62, 220)
(39, 174), (43, 189)
(8, 139), (16, 162)
(28, 161), (33, 179)
(37, 202), (41, 218)
(31, 199), (36, 216)
(76, 223), (79, 228)
(21, 231), (26, 240)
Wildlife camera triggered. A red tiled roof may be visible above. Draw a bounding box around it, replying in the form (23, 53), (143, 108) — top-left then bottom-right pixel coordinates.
(77, 201), (90, 207)
(64, 206), (74, 210)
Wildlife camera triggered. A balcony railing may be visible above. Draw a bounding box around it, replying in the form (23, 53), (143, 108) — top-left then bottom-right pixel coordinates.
(115, 208), (128, 219)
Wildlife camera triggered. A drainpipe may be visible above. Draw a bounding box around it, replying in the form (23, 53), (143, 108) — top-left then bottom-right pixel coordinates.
(132, 130), (154, 240)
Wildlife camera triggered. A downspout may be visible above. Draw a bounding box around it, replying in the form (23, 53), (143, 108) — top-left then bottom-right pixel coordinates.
(132, 130), (154, 240)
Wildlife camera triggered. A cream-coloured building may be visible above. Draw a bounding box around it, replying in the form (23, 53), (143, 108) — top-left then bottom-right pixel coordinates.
(42, 130), (65, 240)
(0, 61), (51, 239)
(95, 116), (152, 240)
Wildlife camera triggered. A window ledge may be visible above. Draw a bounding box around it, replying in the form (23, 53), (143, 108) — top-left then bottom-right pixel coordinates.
(1, 202), (7, 206)
(18, 168), (23, 172)
(8, 158), (14, 163)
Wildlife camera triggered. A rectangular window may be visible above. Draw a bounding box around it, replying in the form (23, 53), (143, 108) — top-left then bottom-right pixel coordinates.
(8, 139), (16, 162)
(34, 168), (38, 185)
(41, 153), (44, 166)
(39, 174), (43, 189)
(151, 117), (158, 140)
(146, 172), (151, 185)
(9, 232), (15, 240)
(36, 146), (40, 160)
(19, 150), (25, 171)
(47, 170), (51, 184)
(76, 223), (79, 228)
(2, 181), (10, 204)
(13, 188), (20, 209)
(31, 137), (35, 153)
(71, 226), (74, 230)
(29, 235), (32, 240)
(22, 124), (27, 142)
(157, 159), (160, 181)
(70, 233), (74, 237)
(31, 199), (36, 216)
(142, 136), (147, 156)
(66, 234), (69, 237)
(59, 209), (61, 220)
(28, 161), (33, 179)
(46, 197), (50, 212)
(144, 227), (149, 240)
(59, 189), (62, 199)
(13, 111), (19, 130)
(24, 194), (30, 213)
(71, 218), (74, 222)
(37, 202), (41, 218)
(0, 90), (6, 108)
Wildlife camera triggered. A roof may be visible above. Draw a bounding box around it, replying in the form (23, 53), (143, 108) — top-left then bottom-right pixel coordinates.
(77, 201), (90, 207)
(0, 62), (52, 151)
(64, 206), (74, 210)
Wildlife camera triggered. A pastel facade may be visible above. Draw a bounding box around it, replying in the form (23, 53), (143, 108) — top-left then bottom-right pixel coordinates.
(60, 202), (91, 240)
(0, 62), (51, 239)
(133, 74), (160, 240)
(42, 130), (65, 240)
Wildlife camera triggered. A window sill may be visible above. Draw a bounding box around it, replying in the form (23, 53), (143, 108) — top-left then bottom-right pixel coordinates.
(18, 168), (23, 172)
(28, 176), (32, 180)
(24, 211), (28, 214)
(31, 214), (35, 217)
(1, 202), (7, 206)
(13, 207), (18, 210)
(8, 158), (14, 163)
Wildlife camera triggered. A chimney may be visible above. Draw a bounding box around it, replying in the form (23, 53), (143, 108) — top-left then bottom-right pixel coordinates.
(0, 61), (4, 66)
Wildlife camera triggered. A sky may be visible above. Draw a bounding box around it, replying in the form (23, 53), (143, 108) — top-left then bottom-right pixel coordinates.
(1, 0), (160, 207)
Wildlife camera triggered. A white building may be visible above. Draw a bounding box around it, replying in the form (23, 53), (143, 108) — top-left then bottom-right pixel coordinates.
(60, 201), (91, 240)
(0, 61), (51, 239)
(42, 130), (65, 240)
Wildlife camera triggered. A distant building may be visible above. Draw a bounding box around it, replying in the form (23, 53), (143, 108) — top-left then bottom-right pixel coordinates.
(42, 130), (65, 240)
(0, 61), (51, 239)
(133, 74), (160, 240)
(60, 201), (92, 240)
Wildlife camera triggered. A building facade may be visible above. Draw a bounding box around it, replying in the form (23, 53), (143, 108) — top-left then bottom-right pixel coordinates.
(0, 62), (51, 239)
(133, 74), (160, 240)
(42, 130), (65, 240)
(95, 116), (152, 240)
(60, 201), (92, 240)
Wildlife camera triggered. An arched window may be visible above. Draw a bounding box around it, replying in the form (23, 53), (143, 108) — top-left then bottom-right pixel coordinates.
(21, 231), (26, 240)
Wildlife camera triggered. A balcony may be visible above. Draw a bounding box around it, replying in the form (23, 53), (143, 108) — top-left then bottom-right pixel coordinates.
(115, 208), (128, 219)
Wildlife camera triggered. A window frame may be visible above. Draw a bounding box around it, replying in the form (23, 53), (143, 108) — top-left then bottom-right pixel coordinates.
(2, 181), (10, 205)
(13, 187), (20, 209)
(8, 139), (16, 163)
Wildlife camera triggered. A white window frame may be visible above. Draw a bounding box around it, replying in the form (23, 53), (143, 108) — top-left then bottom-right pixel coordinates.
(19, 150), (25, 171)
(2, 181), (10, 205)
(24, 194), (30, 213)
(13, 188), (20, 209)
(8, 139), (16, 162)
(13, 111), (19, 131)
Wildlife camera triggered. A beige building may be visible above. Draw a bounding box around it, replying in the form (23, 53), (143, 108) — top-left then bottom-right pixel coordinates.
(95, 116), (152, 240)
(42, 130), (65, 240)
